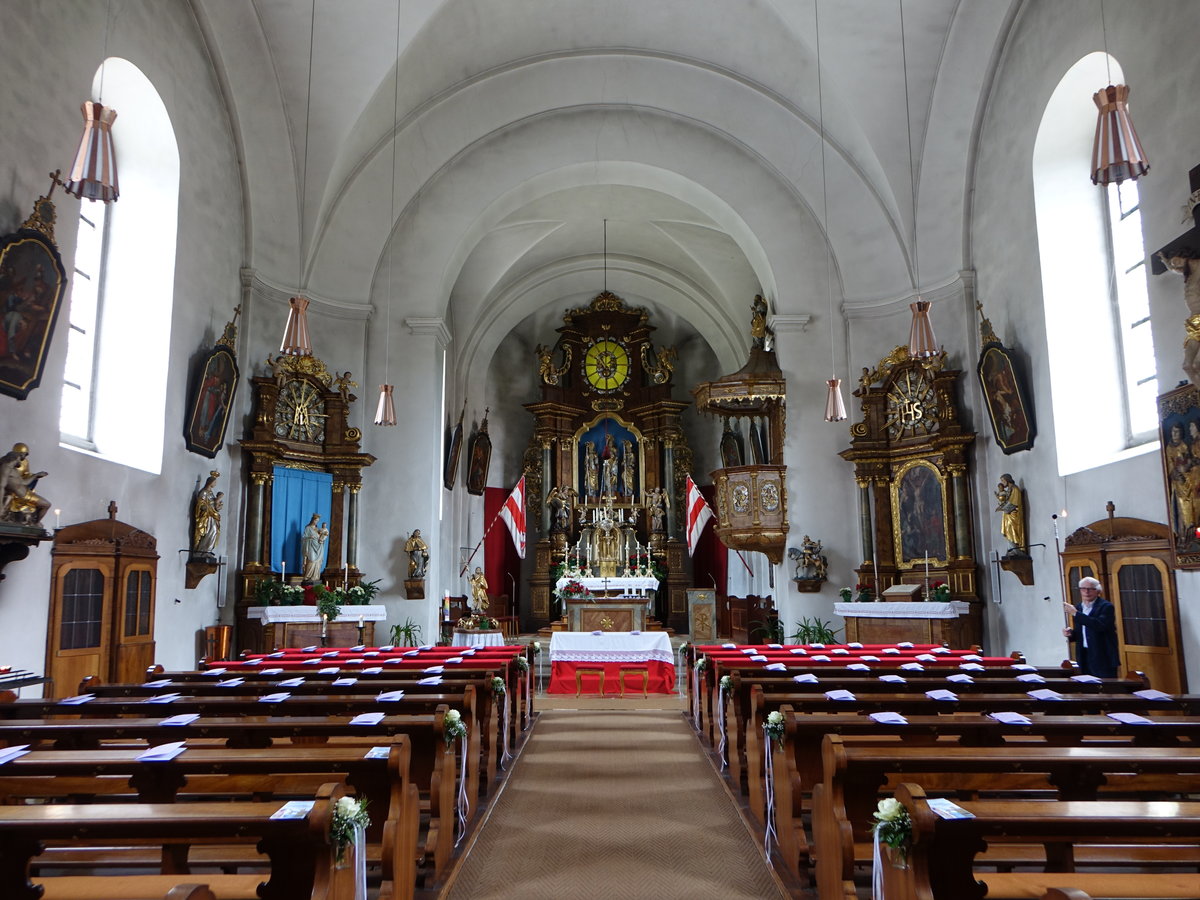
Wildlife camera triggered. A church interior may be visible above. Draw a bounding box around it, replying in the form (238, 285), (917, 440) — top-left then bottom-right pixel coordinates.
(4, 1), (1200, 897)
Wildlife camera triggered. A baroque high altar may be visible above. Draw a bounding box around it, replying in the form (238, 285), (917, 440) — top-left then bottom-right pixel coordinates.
(524, 290), (693, 631)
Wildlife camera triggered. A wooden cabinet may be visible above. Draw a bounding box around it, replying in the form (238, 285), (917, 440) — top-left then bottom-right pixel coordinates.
(46, 507), (158, 697)
(1061, 513), (1186, 693)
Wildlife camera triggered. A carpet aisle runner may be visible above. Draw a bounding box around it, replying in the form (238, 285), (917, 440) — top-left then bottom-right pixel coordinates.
(444, 709), (786, 900)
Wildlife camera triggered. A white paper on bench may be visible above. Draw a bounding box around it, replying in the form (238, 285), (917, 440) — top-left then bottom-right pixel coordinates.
(1027, 688), (1063, 701)
(811, 655), (831, 662)
(988, 711), (1031, 725)
(925, 689), (958, 701)
(350, 712), (385, 726)
(302, 659), (321, 665)
(423, 666), (444, 674)
(722, 643), (736, 649)
(262, 669), (283, 675)
(350, 645), (366, 652)
(333, 678), (358, 686)
(1107, 712), (1153, 724)
(142, 679), (172, 688)
(376, 690), (405, 701)
(916, 654), (937, 662)
(900, 663), (924, 671)
(136, 741), (186, 762)
(202, 668), (226, 676)
(346, 659), (366, 665)
(741, 648), (756, 654)
(385, 659), (403, 664)
(323, 652), (339, 657)
(461, 648), (477, 655)
(846, 663), (871, 671)
(259, 692), (291, 703)
(417, 676), (442, 686)
(364, 651), (380, 657)
(268, 651), (285, 658)
(882, 648), (901, 655)
(247, 659), (262, 665)
(878, 675), (906, 684)
(789, 648), (808, 655)
(59, 694), (95, 705)
(160, 714), (199, 726)
(824, 689), (856, 701)
(768, 643), (783, 650)
(0, 745), (30, 765)
(1016, 673), (1046, 683)
(364, 746), (390, 759)
(403, 649), (420, 657)
(419, 645), (434, 650)
(1010, 663), (1036, 671)
(1134, 688), (1173, 701)
(861, 656), (880, 662)
(959, 663), (985, 671)
(793, 674), (819, 683)
(363, 667), (383, 675)
(445, 657), (464, 664)
(869, 712), (907, 725)
(143, 693), (182, 704)
(750, 655), (768, 662)
(764, 663), (788, 671)
(320, 667), (340, 674)
(945, 673), (973, 683)
(379, 646), (395, 652)
(897, 642), (914, 648)
(932, 647), (952, 654)
(217, 678), (245, 687)
(848, 642), (863, 649)
(272, 800), (314, 820)
(302, 646), (318, 652)
(963, 654), (983, 661)
(278, 677), (306, 687)
(809, 643), (825, 649)
(832, 648), (850, 655)
(927, 798), (975, 819)
(1071, 674), (1103, 683)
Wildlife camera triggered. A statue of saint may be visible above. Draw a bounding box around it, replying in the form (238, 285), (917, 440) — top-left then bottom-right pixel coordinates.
(600, 434), (618, 495)
(750, 294), (774, 350)
(301, 513), (329, 582)
(584, 442), (599, 498)
(994, 474), (1026, 553)
(191, 470), (223, 558)
(405, 529), (430, 579)
(468, 566), (489, 616)
(621, 439), (636, 497)
(0, 442), (50, 525)
(645, 486), (667, 533)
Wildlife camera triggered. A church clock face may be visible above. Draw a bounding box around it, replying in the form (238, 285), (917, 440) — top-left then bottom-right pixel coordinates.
(274, 379), (328, 443)
(884, 369), (937, 439)
(583, 338), (630, 393)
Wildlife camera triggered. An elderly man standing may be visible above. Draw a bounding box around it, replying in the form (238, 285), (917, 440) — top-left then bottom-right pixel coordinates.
(1062, 577), (1120, 678)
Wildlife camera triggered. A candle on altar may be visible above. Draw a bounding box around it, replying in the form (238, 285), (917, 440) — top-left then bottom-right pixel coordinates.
(281, 561), (286, 582)
(343, 563), (348, 592)
(872, 552), (880, 597)
(358, 615), (364, 628)
(54, 508), (61, 529)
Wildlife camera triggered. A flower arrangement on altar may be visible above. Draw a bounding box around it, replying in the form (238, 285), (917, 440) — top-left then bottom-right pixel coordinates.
(330, 795), (370, 863)
(929, 579), (951, 602)
(456, 614), (498, 630)
(870, 796), (913, 866)
(839, 583), (874, 603)
(554, 579), (594, 606)
(443, 708), (467, 746)
(254, 579), (305, 607)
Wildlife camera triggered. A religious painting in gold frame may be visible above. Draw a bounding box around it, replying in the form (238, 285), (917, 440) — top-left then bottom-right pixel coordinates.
(0, 205), (67, 400)
(1157, 381), (1200, 569)
(891, 458), (949, 568)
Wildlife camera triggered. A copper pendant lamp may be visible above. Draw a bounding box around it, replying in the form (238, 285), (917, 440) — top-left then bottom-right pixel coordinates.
(374, 0), (403, 426)
(281, 1), (318, 358)
(65, 100), (119, 203)
(1090, 1), (1149, 186)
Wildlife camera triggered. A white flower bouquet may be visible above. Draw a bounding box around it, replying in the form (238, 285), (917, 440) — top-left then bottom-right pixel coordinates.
(330, 795), (370, 863)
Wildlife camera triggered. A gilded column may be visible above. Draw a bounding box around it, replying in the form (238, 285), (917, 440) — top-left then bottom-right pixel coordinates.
(248, 472), (269, 567)
(663, 441), (676, 537)
(347, 484), (362, 570)
(856, 478), (873, 564)
(542, 443), (552, 533)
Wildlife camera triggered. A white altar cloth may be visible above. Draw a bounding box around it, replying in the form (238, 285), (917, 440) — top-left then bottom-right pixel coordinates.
(555, 576), (659, 596)
(246, 605), (388, 624)
(833, 601), (970, 620)
(549, 630), (673, 665)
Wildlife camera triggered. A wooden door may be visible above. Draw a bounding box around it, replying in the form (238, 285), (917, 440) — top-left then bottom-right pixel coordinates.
(1061, 555), (1102, 666)
(113, 565), (156, 683)
(1110, 555), (1185, 693)
(46, 561), (114, 698)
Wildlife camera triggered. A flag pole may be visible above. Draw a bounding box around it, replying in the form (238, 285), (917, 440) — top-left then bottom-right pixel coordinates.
(733, 548), (753, 576)
(458, 511), (506, 577)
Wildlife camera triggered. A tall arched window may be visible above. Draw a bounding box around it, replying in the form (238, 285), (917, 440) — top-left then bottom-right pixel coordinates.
(1033, 52), (1158, 476)
(60, 57), (178, 474)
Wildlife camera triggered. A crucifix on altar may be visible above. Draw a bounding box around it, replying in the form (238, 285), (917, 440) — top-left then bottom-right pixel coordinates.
(1152, 163), (1200, 387)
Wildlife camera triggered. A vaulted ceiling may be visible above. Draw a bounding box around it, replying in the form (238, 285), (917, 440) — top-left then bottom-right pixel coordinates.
(193, 0), (1019, 370)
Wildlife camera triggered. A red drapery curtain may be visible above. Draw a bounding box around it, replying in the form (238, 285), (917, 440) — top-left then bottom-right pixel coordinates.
(484, 486), (521, 617)
(690, 483), (727, 592)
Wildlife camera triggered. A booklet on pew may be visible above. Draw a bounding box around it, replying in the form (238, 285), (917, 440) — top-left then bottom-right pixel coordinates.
(764, 663), (787, 671)
(376, 690), (405, 702)
(927, 798), (975, 819)
(349, 645), (366, 652)
(1070, 674), (1103, 683)
(142, 679), (172, 688)
(900, 663), (924, 671)
(363, 667), (383, 674)
(945, 673), (973, 683)
(882, 648), (901, 655)
(925, 689), (958, 701)
(811, 655), (831, 662)
(301, 646), (318, 652)
(258, 692), (291, 703)
(59, 693), (95, 705)
(333, 678), (358, 686)
(417, 676), (443, 686)
(1026, 689), (1063, 701)
(136, 741), (186, 762)
(869, 712), (908, 725)
(349, 712), (385, 726)
(793, 674), (819, 683)
(846, 663), (871, 671)
(159, 714), (200, 727)
(403, 649), (421, 656)
(267, 651), (285, 658)
(959, 663), (984, 671)
(217, 677), (245, 687)
(1108, 711), (1153, 725)
(143, 693), (182, 704)
(878, 675), (906, 684)
(832, 648), (850, 655)
(767, 643), (782, 649)
(379, 646), (395, 652)
(261, 668), (283, 675)
(302, 659), (321, 665)
(423, 666), (444, 674)
(789, 648), (807, 655)
(277, 677), (306, 687)
(202, 668), (226, 676)
(364, 746), (390, 759)
(988, 711), (1032, 725)
(848, 642), (863, 649)
(1016, 673), (1046, 683)
(1134, 688), (1173, 701)
(319, 667), (340, 674)
(0, 744), (31, 765)
(1010, 663), (1036, 671)
(271, 800), (315, 820)
(824, 689), (857, 701)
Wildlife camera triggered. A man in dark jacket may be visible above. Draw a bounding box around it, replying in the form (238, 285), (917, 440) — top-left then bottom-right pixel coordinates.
(1062, 577), (1120, 677)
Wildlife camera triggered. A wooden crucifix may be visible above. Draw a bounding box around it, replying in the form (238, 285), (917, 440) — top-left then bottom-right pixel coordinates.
(1152, 163), (1200, 386)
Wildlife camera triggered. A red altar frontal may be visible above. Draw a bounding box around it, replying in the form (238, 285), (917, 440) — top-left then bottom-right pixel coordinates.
(547, 630), (676, 695)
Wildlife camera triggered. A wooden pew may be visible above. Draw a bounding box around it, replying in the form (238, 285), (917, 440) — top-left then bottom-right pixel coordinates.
(881, 783), (1200, 900)
(814, 736), (1200, 899)
(1, 782), (351, 900)
(0, 734), (436, 897)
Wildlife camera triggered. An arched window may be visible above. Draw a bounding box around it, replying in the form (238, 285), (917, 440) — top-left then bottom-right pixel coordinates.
(1033, 52), (1157, 476)
(60, 57), (178, 474)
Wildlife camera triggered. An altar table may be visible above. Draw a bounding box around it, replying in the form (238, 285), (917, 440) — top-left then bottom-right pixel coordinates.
(242, 605), (386, 652)
(834, 600), (982, 647)
(547, 631), (675, 695)
(452, 628), (505, 648)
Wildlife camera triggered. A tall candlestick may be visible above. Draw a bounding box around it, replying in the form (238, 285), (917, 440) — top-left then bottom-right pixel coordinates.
(54, 508), (61, 530)
(321, 612), (327, 636)
(343, 562), (348, 592)
(872, 552), (879, 598)
(358, 615), (364, 628)
(924, 550), (930, 596)
(281, 561), (286, 582)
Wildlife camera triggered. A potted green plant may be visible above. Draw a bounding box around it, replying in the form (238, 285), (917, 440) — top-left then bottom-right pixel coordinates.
(788, 616), (842, 644)
(389, 617), (423, 647)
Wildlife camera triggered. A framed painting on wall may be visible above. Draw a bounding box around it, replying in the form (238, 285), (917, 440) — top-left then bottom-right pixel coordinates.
(891, 459), (949, 568)
(1158, 381), (1200, 569)
(466, 409), (491, 496)
(0, 195), (68, 400)
(184, 314), (240, 457)
(977, 337), (1036, 454)
(444, 401), (465, 490)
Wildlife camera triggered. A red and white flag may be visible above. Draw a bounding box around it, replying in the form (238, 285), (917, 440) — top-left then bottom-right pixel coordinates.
(498, 476), (526, 558)
(685, 475), (714, 557)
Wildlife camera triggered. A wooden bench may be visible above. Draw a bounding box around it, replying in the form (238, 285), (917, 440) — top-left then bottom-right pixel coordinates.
(813, 737), (1200, 899)
(881, 783), (1200, 900)
(0, 782), (351, 900)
